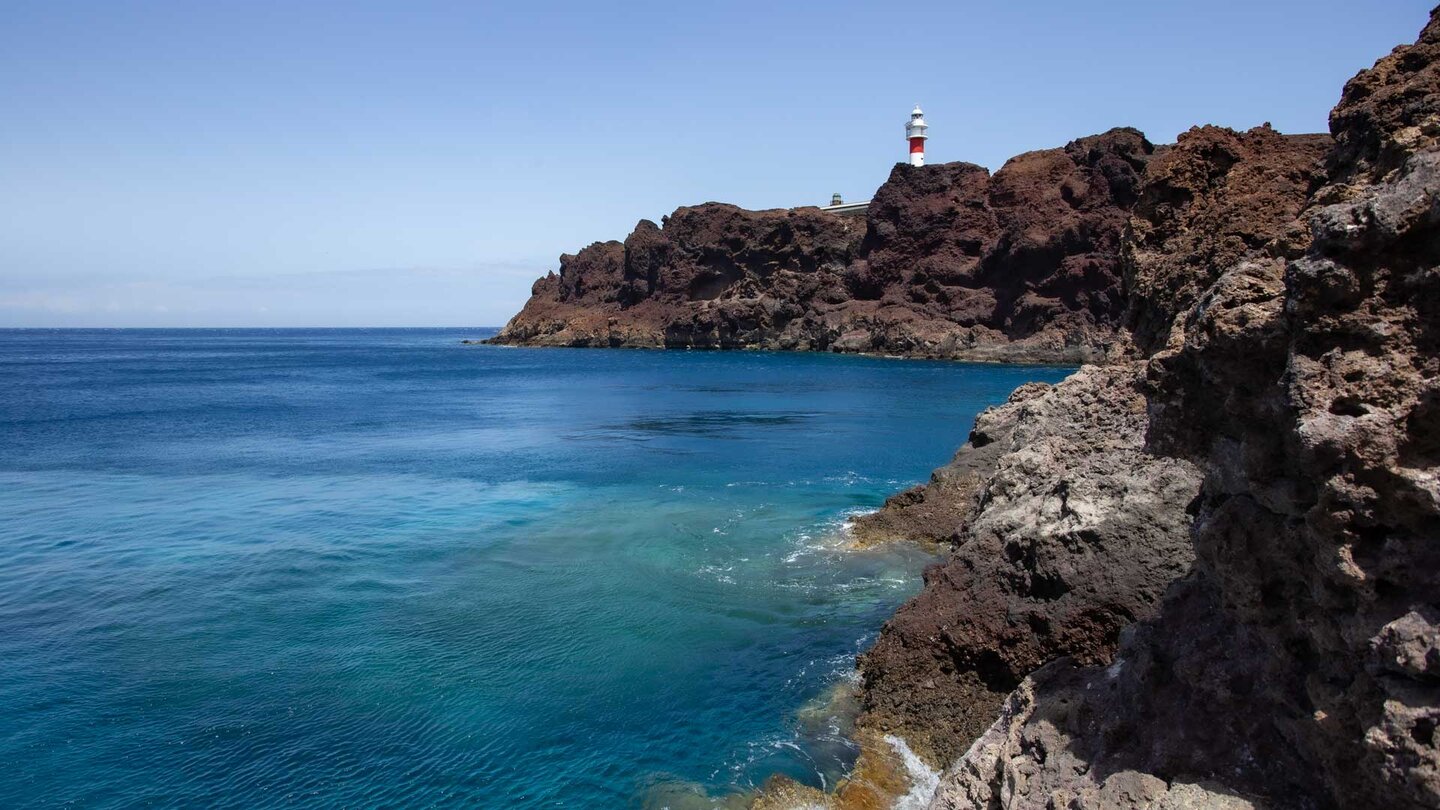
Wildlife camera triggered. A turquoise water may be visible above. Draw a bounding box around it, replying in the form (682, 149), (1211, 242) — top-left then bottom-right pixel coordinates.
(0, 329), (1070, 808)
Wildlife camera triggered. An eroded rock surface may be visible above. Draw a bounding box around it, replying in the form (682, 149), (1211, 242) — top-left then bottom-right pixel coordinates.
(1122, 124), (1332, 355)
(855, 365), (1201, 768)
(850, 381), (1054, 548)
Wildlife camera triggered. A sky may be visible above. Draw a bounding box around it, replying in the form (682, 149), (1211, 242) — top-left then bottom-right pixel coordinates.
(1, 0), (1434, 328)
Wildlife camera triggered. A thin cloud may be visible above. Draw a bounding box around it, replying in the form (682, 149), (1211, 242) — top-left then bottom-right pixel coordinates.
(0, 261), (551, 327)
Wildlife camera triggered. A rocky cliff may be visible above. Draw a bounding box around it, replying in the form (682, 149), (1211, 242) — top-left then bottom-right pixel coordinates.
(490, 129), (1162, 364)
(847, 121), (1335, 779)
(485, 7), (1439, 808)
(850, 8), (1440, 809)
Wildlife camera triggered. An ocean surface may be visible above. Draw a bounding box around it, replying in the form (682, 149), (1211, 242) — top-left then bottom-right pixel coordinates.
(0, 328), (1071, 808)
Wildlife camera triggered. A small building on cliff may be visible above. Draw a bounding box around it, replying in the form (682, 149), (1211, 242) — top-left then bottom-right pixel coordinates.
(815, 105), (931, 217)
(818, 193), (870, 217)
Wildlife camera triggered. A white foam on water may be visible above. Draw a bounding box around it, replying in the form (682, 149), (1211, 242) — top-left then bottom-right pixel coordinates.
(695, 563), (736, 584)
(714, 732), (805, 782)
(781, 507), (878, 564)
(884, 734), (941, 810)
(784, 652), (860, 689)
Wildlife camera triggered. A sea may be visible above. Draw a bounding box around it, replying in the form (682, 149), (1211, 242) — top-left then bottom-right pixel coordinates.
(0, 328), (1071, 808)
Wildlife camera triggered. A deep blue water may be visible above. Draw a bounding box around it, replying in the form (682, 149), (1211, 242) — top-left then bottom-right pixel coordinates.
(0, 329), (1070, 808)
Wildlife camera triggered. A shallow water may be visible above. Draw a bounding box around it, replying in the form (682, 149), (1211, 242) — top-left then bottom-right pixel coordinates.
(0, 328), (1071, 807)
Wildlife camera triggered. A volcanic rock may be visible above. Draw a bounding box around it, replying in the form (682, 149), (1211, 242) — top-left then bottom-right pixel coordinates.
(490, 129), (1158, 364)
(854, 364), (1202, 767)
(1122, 124), (1332, 355)
(848, 120), (1332, 777)
(922, 9), (1440, 808)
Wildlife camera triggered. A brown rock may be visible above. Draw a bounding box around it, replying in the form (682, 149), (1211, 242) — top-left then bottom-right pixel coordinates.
(490, 130), (1157, 364)
(488, 205), (865, 349)
(855, 365), (1201, 767)
(931, 8), (1440, 809)
(846, 70), (1334, 809)
(1123, 124), (1331, 355)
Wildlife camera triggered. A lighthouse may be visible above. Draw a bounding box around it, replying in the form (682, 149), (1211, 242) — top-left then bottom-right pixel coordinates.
(906, 105), (929, 167)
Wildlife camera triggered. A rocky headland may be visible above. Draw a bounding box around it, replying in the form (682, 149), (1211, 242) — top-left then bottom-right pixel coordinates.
(490, 128), (1165, 364)
(494, 9), (1440, 808)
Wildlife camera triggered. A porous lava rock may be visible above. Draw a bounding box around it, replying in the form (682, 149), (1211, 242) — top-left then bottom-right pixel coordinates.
(1122, 124), (1332, 355)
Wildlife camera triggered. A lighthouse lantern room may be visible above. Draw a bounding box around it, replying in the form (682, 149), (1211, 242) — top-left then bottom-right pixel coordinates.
(906, 105), (928, 167)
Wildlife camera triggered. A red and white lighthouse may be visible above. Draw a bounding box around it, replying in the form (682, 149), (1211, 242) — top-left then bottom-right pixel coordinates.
(906, 105), (929, 167)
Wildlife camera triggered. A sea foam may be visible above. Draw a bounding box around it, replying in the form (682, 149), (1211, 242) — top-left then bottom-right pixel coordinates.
(884, 734), (941, 809)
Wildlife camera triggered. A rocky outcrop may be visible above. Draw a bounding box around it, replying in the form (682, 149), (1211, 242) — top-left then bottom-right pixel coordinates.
(931, 575), (1323, 809)
(1122, 125), (1332, 355)
(853, 364), (1202, 768)
(486, 8), (1439, 807)
(850, 381), (1056, 548)
(490, 129), (1158, 364)
(851, 124), (1333, 549)
(491, 204), (868, 349)
(845, 122), (1333, 783)
(903, 8), (1440, 809)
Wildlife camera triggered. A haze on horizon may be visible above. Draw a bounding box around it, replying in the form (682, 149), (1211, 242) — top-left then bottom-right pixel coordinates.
(2, 0), (1432, 328)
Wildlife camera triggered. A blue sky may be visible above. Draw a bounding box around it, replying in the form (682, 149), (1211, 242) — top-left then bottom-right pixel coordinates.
(1, 0), (1433, 327)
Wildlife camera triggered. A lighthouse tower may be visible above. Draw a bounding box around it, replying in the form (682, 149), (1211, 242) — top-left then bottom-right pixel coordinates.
(906, 105), (929, 167)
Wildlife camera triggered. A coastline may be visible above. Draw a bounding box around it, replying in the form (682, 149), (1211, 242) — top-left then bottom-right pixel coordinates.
(9, 1), (1438, 806)
(480, 326), (1127, 368)
(4, 331), (1046, 808)
(466, 338), (1090, 371)
(481, 9), (1440, 806)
